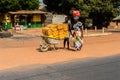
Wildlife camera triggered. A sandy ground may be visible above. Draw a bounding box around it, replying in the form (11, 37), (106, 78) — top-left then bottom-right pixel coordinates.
(0, 28), (120, 70)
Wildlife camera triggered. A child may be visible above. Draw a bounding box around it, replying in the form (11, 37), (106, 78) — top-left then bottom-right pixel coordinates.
(63, 16), (72, 49)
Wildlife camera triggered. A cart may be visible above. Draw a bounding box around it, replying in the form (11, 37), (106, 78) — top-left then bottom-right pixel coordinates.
(40, 23), (68, 52)
(40, 36), (60, 52)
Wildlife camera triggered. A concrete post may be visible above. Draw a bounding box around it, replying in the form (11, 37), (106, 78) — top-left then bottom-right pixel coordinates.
(95, 26), (97, 31)
(102, 27), (105, 33)
(85, 28), (87, 34)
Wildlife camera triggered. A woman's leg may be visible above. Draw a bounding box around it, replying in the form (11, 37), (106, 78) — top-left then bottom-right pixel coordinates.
(77, 39), (83, 50)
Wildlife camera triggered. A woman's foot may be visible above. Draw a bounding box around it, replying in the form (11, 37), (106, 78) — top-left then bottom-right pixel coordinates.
(74, 46), (82, 51)
(74, 48), (78, 51)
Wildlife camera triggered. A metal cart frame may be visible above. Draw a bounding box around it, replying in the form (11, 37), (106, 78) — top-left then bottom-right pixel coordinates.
(40, 36), (60, 52)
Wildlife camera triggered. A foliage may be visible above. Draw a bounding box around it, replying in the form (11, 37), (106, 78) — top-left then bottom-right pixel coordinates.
(19, 0), (39, 10)
(87, 0), (117, 28)
(0, 0), (20, 13)
(44, 0), (119, 28)
(0, 0), (39, 14)
(85, 19), (92, 27)
(111, 0), (120, 8)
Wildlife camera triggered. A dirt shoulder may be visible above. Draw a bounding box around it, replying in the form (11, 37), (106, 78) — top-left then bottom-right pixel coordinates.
(0, 29), (120, 70)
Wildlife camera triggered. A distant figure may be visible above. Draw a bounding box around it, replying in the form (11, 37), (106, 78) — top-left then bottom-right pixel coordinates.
(4, 21), (8, 31)
(88, 22), (93, 28)
(0, 22), (2, 31)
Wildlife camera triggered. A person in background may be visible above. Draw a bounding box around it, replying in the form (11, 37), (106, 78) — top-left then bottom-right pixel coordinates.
(72, 16), (83, 51)
(0, 22), (2, 31)
(63, 16), (72, 49)
(4, 21), (8, 31)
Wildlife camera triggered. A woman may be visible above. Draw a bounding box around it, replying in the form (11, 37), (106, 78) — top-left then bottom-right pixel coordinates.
(72, 16), (83, 51)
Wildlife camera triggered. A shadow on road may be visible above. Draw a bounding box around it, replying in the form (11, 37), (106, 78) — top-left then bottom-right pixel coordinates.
(0, 54), (120, 80)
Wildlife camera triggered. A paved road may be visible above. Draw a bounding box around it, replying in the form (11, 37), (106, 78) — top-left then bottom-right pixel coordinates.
(0, 54), (120, 80)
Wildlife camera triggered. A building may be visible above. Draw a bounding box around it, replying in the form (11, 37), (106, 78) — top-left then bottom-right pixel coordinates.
(109, 16), (120, 29)
(0, 10), (47, 29)
(9, 10), (47, 29)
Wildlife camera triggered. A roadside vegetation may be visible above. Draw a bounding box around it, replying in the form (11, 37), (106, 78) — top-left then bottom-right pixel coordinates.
(0, 0), (120, 29)
(44, 0), (120, 28)
(0, 0), (39, 13)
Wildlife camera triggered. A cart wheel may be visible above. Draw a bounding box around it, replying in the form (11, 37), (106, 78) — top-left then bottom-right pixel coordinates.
(40, 43), (49, 52)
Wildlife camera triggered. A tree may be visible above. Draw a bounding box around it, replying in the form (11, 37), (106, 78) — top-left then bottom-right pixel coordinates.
(111, 0), (120, 8)
(0, 0), (20, 13)
(43, 0), (61, 13)
(111, 0), (120, 16)
(43, 0), (80, 15)
(19, 0), (39, 10)
(86, 0), (117, 28)
(0, 0), (39, 14)
(44, 0), (118, 28)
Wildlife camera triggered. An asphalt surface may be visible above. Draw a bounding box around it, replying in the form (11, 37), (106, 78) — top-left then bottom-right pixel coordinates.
(0, 54), (120, 80)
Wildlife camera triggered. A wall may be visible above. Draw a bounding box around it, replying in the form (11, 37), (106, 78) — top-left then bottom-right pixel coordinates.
(52, 15), (66, 24)
(109, 21), (120, 29)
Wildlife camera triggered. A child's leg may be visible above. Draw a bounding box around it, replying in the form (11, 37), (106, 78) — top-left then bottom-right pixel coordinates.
(64, 38), (67, 48)
(66, 38), (69, 49)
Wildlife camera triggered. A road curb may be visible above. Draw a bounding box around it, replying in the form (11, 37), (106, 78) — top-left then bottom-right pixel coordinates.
(84, 32), (112, 37)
